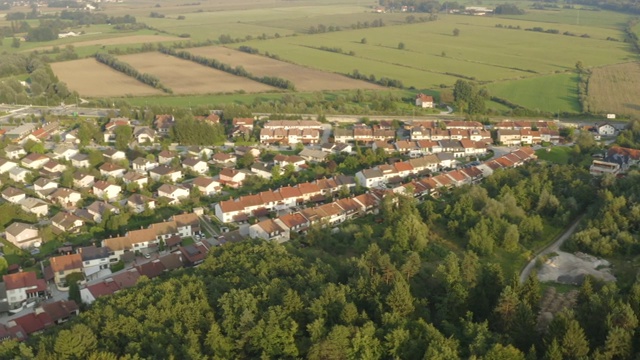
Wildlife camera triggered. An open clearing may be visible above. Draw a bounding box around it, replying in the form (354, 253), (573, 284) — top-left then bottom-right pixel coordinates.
(26, 34), (181, 53)
(51, 58), (162, 97)
(538, 251), (615, 284)
(587, 62), (640, 116)
(186, 46), (383, 91)
(118, 53), (276, 94)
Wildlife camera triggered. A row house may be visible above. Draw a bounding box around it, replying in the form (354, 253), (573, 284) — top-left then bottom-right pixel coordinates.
(263, 120), (323, 130)
(494, 120), (556, 130)
(214, 175), (355, 223)
(410, 127), (492, 143)
(259, 128), (320, 144)
(333, 126), (395, 144)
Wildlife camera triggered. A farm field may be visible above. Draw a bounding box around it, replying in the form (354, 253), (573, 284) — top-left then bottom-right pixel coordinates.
(587, 62), (640, 117)
(186, 46), (383, 91)
(233, 14), (631, 89)
(26, 34), (181, 53)
(117, 53), (276, 94)
(488, 73), (580, 113)
(50, 58), (163, 97)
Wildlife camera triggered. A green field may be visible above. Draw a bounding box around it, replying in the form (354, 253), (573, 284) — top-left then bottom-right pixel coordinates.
(488, 73), (581, 113)
(535, 146), (573, 164)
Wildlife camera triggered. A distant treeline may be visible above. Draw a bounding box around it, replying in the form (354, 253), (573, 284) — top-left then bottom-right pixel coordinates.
(94, 53), (173, 93)
(158, 47), (295, 90)
(624, 18), (640, 54)
(348, 69), (404, 88)
(573, 0), (640, 14)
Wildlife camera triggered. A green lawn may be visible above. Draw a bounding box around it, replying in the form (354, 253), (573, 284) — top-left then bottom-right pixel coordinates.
(488, 73), (581, 113)
(535, 146), (574, 164)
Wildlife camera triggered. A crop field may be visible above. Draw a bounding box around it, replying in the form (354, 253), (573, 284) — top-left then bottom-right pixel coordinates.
(117, 53), (276, 94)
(488, 73), (580, 113)
(50, 59), (163, 97)
(26, 34), (181, 53)
(186, 46), (383, 91)
(233, 14), (631, 89)
(587, 62), (640, 117)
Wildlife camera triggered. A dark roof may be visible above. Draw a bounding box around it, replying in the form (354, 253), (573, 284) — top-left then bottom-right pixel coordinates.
(41, 300), (78, 322)
(77, 246), (110, 261)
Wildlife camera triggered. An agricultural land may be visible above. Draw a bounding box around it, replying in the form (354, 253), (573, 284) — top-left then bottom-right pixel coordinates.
(50, 58), (163, 97)
(186, 46), (384, 91)
(587, 62), (640, 117)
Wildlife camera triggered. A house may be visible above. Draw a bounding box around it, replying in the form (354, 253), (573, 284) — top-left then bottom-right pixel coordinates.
(127, 194), (156, 214)
(51, 212), (84, 234)
(356, 168), (386, 188)
(99, 162), (126, 178)
(275, 213), (310, 235)
(5, 222), (41, 249)
(158, 150), (178, 165)
(48, 188), (82, 209)
(497, 130), (521, 146)
(132, 157), (158, 173)
(0, 159), (18, 174)
(2, 187), (26, 204)
(178, 243), (209, 267)
(211, 152), (237, 166)
(123, 172), (148, 188)
(87, 201), (119, 223)
(605, 146), (640, 170)
(81, 279), (121, 305)
(218, 168), (247, 188)
(21, 154), (49, 170)
(103, 149), (126, 161)
(103, 118), (131, 143)
(93, 181), (122, 202)
(415, 93), (435, 108)
(187, 146), (214, 159)
(34, 178), (58, 193)
(4, 272), (47, 309)
(52, 146), (78, 161)
(157, 184), (190, 204)
(298, 148), (328, 162)
(597, 123), (616, 136)
(4, 145), (26, 160)
(149, 165), (182, 182)
(273, 154), (306, 171)
(77, 246), (111, 281)
(19, 198), (49, 217)
(192, 176), (220, 196)
(63, 129), (79, 144)
(232, 118), (255, 129)
(50, 254), (83, 288)
(9, 312), (53, 338)
(154, 114), (175, 135)
(73, 172), (95, 189)
(436, 152), (456, 169)
(41, 160), (66, 178)
(40, 300), (79, 324)
(194, 113), (220, 125)
(589, 160), (620, 176)
(182, 157), (208, 174)
(70, 153), (90, 168)
(250, 162), (274, 179)
(133, 127), (156, 144)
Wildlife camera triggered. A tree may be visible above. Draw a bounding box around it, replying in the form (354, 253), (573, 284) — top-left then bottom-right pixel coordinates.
(114, 125), (132, 151)
(11, 37), (20, 48)
(54, 324), (97, 359)
(0, 257), (7, 276)
(561, 320), (590, 359)
(453, 28), (460, 36)
(398, 42), (405, 50)
(575, 61), (584, 73)
(361, 37), (367, 44)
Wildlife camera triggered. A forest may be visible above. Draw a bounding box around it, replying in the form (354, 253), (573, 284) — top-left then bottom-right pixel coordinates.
(0, 161), (637, 359)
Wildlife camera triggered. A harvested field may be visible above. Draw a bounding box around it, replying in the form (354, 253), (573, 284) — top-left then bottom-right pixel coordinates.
(28, 35), (181, 53)
(588, 62), (640, 116)
(51, 58), (162, 97)
(118, 53), (275, 94)
(187, 46), (382, 91)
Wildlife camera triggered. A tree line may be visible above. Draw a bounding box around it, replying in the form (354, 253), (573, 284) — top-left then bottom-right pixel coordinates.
(348, 69), (405, 88)
(94, 53), (173, 93)
(158, 47), (296, 90)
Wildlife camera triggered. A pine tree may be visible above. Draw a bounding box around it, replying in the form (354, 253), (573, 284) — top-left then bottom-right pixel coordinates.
(561, 320), (590, 359)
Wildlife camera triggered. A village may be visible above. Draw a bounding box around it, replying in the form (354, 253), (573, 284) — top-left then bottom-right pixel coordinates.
(0, 107), (629, 341)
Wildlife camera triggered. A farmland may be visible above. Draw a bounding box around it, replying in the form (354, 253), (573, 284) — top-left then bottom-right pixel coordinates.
(186, 46), (383, 91)
(26, 34), (181, 53)
(117, 53), (276, 95)
(587, 62), (640, 117)
(488, 73), (581, 113)
(50, 59), (163, 97)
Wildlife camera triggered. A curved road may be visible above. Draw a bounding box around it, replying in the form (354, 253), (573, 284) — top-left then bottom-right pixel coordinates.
(519, 214), (586, 284)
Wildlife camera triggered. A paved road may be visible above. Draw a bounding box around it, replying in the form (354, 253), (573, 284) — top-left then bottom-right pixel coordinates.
(519, 214), (586, 284)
